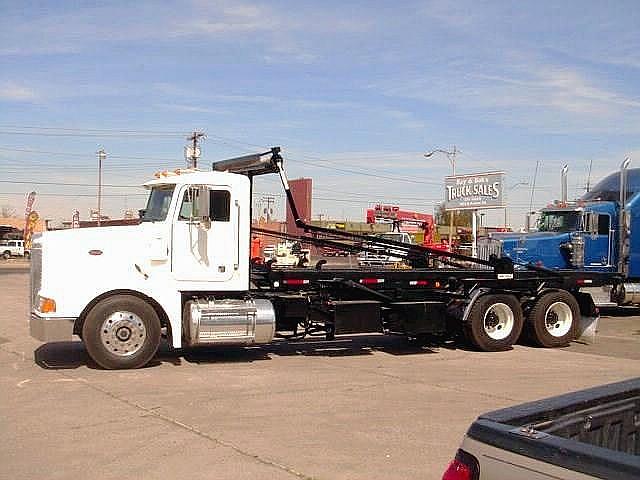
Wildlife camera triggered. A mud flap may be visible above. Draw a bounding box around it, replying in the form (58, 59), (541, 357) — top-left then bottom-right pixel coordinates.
(573, 291), (599, 344)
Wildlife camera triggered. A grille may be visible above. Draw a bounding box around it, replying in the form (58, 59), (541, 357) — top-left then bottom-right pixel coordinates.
(30, 246), (42, 312)
(476, 238), (503, 269)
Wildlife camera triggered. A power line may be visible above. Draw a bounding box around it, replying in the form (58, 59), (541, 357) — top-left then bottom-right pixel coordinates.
(0, 125), (187, 134)
(0, 180), (139, 188)
(0, 192), (147, 197)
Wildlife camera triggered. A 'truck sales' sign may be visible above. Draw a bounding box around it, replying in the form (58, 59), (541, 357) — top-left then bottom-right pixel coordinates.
(444, 171), (505, 210)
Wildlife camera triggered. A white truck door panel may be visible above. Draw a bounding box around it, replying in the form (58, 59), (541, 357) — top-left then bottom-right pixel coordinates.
(171, 186), (237, 282)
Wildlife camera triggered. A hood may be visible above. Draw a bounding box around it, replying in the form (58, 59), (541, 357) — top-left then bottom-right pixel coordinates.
(38, 223), (171, 274)
(498, 231), (573, 269)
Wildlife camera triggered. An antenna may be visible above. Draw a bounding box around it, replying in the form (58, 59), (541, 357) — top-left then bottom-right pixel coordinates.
(585, 159), (593, 193)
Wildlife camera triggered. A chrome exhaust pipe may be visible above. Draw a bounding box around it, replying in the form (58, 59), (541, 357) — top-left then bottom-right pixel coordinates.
(561, 164), (568, 204)
(620, 157), (631, 205)
(619, 157), (631, 275)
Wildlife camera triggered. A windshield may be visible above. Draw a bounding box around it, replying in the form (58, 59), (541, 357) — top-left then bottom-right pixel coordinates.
(537, 211), (582, 232)
(141, 186), (175, 222)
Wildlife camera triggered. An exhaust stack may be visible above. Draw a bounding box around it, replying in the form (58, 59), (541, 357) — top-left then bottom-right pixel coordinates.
(561, 164), (568, 204)
(619, 157), (632, 275)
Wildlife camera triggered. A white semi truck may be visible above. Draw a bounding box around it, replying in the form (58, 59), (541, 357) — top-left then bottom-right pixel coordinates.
(30, 148), (605, 369)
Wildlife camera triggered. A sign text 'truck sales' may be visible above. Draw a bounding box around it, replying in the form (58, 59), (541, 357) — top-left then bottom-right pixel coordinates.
(444, 172), (505, 210)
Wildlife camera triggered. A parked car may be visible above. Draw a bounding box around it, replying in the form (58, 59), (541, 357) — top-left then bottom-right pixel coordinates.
(0, 239), (29, 259)
(357, 231), (413, 267)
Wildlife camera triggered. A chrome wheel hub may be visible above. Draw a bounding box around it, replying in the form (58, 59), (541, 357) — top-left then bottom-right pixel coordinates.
(100, 311), (146, 357)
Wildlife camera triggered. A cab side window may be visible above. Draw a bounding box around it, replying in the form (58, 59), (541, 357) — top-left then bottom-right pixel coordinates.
(211, 190), (230, 222)
(598, 215), (610, 235)
(178, 189), (197, 220)
(178, 188), (230, 221)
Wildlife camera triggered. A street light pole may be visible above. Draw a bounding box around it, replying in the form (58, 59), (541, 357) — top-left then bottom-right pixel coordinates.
(97, 148), (106, 226)
(424, 146), (458, 245)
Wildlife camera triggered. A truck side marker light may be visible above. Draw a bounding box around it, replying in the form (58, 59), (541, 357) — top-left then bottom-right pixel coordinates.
(283, 279), (310, 286)
(39, 297), (56, 313)
(88, 249), (103, 256)
(577, 279), (593, 285)
(410, 280), (429, 286)
(435, 281), (441, 288)
(272, 281), (280, 288)
(360, 278), (385, 285)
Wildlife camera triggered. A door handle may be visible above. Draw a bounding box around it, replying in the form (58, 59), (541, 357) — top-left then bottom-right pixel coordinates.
(234, 200), (240, 270)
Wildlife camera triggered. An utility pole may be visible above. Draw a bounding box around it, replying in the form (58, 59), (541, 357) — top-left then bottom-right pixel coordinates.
(186, 131), (205, 168)
(97, 148), (106, 226)
(260, 195), (275, 222)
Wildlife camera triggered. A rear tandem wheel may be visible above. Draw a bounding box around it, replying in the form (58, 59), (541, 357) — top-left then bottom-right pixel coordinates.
(525, 290), (579, 347)
(464, 294), (523, 352)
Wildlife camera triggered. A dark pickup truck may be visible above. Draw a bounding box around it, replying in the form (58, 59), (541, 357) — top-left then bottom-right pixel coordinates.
(443, 378), (640, 480)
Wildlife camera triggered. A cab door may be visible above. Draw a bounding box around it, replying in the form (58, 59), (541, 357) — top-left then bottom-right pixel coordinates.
(584, 212), (613, 268)
(171, 185), (238, 282)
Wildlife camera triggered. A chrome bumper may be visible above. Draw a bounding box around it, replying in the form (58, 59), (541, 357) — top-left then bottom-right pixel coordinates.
(30, 313), (75, 342)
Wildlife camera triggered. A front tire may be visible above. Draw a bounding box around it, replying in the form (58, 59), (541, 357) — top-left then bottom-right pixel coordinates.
(2, 251), (10, 260)
(525, 291), (579, 347)
(464, 294), (523, 351)
(82, 294), (161, 369)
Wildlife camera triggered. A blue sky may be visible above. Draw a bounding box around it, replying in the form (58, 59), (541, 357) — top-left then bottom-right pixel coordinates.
(0, 0), (639, 226)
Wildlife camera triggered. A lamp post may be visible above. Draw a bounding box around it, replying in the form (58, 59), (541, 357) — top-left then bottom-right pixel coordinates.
(424, 146), (458, 245)
(97, 148), (106, 226)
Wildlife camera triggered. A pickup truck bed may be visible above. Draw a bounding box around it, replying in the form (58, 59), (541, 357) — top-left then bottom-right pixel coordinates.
(457, 378), (640, 479)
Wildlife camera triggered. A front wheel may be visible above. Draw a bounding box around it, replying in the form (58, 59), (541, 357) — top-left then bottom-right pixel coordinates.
(464, 294), (523, 351)
(2, 251), (10, 260)
(525, 291), (579, 347)
(82, 294), (161, 369)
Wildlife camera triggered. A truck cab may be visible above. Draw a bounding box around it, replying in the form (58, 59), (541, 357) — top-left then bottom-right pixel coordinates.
(29, 168), (261, 369)
(493, 201), (618, 271)
(485, 167), (640, 274)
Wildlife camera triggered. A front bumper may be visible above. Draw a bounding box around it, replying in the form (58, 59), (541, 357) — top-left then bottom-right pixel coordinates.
(30, 313), (75, 342)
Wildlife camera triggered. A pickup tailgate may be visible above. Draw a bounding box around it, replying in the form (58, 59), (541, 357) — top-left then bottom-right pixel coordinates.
(465, 378), (640, 480)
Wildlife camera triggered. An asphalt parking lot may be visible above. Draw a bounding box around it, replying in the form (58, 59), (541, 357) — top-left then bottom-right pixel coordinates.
(1, 260), (640, 480)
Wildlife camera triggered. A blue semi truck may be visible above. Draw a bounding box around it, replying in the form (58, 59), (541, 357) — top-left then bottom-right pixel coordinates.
(480, 159), (640, 306)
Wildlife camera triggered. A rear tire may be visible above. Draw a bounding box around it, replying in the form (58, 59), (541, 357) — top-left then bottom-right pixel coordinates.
(464, 294), (523, 351)
(82, 294), (161, 369)
(525, 291), (579, 347)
